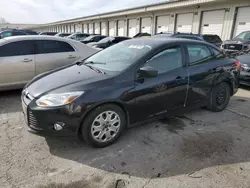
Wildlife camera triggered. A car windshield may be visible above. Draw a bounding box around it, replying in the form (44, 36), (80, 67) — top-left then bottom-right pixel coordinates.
(235, 32), (250, 40)
(81, 42), (153, 74)
(67, 34), (76, 38)
(98, 37), (114, 43)
(83, 35), (96, 41)
(61, 33), (71, 37)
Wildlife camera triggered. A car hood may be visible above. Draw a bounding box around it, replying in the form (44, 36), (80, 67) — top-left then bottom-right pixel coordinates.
(26, 64), (109, 98)
(224, 38), (250, 44)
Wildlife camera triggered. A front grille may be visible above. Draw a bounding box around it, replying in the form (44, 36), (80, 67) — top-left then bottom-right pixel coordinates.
(223, 44), (243, 51)
(28, 110), (39, 129)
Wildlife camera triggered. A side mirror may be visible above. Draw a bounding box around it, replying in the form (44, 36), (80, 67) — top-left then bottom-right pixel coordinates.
(138, 66), (158, 78)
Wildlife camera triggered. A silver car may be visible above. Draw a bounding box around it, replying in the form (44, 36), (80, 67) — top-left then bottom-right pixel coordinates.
(0, 35), (99, 91)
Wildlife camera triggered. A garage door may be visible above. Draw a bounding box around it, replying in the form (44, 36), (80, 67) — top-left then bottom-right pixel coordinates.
(83, 24), (88, 33)
(75, 24), (82, 32)
(156, 15), (170, 33)
(128, 19), (137, 37)
(71, 25), (75, 33)
(201, 10), (225, 37)
(118, 20), (125, 36)
(89, 23), (94, 34)
(94, 22), (100, 34)
(176, 13), (193, 33)
(101, 22), (107, 35)
(141, 17), (152, 34)
(234, 7), (250, 36)
(109, 21), (116, 36)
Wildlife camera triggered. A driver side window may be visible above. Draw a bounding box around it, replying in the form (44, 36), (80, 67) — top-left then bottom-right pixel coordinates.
(145, 46), (183, 74)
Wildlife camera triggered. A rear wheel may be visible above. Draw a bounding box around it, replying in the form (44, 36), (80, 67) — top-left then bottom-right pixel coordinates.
(207, 82), (231, 112)
(80, 104), (126, 148)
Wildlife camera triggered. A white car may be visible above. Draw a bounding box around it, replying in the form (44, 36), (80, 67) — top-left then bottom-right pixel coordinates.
(0, 35), (99, 91)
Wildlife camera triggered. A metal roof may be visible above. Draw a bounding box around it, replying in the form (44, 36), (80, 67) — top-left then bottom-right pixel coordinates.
(31, 0), (223, 28)
(33, 0), (188, 27)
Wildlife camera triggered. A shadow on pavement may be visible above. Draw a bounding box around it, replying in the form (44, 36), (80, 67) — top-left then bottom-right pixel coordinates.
(0, 90), (22, 114)
(45, 95), (250, 179)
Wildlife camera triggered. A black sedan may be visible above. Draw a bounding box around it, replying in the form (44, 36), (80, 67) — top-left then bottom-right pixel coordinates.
(80, 35), (106, 44)
(89, 36), (131, 49)
(21, 38), (240, 148)
(236, 54), (250, 86)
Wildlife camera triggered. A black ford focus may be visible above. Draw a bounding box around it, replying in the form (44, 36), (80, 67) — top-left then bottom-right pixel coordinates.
(22, 38), (240, 147)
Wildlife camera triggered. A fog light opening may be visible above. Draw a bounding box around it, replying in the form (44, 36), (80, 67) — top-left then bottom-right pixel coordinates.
(53, 122), (65, 131)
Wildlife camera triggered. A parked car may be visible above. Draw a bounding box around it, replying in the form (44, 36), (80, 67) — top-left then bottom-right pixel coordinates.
(235, 54), (250, 86)
(80, 35), (106, 44)
(21, 38), (240, 148)
(89, 36), (131, 49)
(55, 33), (71, 37)
(0, 29), (38, 39)
(0, 35), (99, 91)
(153, 32), (222, 47)
(133, 32), (151, 38)
(67, 33), (90, 40)
(39, 32), (58, 36)
(221, 31), (250, 54)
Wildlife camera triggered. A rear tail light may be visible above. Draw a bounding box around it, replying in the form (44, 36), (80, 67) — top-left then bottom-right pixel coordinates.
(234, 60), (241, 71)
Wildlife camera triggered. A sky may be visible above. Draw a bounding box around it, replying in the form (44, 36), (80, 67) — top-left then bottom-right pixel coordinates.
(0, 0), (167, 24)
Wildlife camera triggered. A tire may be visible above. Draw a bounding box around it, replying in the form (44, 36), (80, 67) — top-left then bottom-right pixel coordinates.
(207, 82), (231, 112)
(80, 104), (126, 148)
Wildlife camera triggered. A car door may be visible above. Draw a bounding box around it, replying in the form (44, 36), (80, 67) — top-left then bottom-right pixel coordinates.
(35, 39), (78, 75)
(0, 40), (35, 89)
(133, 45), (188, 122)
(185, 43), (219, 106)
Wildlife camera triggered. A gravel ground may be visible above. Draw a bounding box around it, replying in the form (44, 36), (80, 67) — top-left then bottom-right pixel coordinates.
(1, 87), (250, 188)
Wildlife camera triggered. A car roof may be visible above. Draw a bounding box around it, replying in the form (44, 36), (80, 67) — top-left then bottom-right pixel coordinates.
(123, 38), (216, 48)
(0, 35), (75, 44)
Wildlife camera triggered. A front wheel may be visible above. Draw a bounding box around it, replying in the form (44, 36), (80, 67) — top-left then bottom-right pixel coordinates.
(80, 104), (126, 148)
(207, 82), (231, 112)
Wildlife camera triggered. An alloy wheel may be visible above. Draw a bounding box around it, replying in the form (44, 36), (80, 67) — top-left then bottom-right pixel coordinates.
(91, 111), (121, 143)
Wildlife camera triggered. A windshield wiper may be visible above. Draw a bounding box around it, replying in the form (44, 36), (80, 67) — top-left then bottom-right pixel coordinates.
(76, 61), (106, 74)
(76, 61), (106, 66)
(84, 61), (106, 65)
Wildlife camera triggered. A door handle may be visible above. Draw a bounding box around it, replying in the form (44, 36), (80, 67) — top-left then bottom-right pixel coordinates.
(22, 58), (33, 62)
(68, 55), (76, 59)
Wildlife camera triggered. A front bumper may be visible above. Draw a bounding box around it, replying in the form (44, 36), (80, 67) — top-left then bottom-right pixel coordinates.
(21, 93), (86, 136)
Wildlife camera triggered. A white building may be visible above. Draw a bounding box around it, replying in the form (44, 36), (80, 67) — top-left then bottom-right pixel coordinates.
(30, 0), (250, 40)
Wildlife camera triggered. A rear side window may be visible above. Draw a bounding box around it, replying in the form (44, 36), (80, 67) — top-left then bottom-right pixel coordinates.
(211, 47), (221, 56)
(0, 40), (35, 57)
(187, 44), (212, 65)
(37, 40), (75, 54)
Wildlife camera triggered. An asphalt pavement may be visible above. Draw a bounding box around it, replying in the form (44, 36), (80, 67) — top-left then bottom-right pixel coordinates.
(1, 87), (250, 188)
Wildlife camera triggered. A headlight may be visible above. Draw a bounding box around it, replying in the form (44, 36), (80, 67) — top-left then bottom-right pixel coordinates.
(36, 91), (84, 107)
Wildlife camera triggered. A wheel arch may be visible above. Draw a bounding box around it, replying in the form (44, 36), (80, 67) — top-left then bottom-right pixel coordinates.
(77, 100), (130, 135)
(212, 72), (235, 96)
